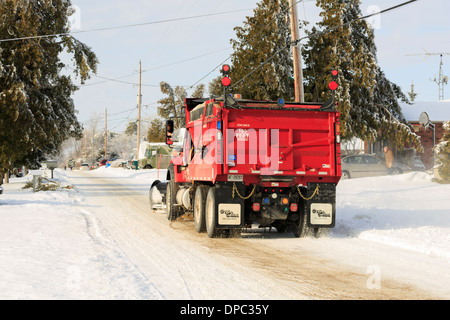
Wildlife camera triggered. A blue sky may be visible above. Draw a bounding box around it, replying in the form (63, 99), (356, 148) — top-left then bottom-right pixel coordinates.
(65, 0), (450, 132)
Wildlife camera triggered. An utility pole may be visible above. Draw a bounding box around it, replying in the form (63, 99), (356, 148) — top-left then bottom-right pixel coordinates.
(104, 108), (107, 158)
(136, 60), (142, 160)
(289, 0), (304, 102)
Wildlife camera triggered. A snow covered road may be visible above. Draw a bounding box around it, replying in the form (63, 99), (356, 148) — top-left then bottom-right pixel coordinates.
(1, 168), (449, 299)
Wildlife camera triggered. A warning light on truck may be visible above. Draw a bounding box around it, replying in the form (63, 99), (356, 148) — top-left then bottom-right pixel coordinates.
(221, 64), (231, 87)
(221, 64), (230, 75)
(331, 69), (338, 78)
(329, 81), (338, 91)
(329, 69), (338, 91)
(222, 76), (231, 87)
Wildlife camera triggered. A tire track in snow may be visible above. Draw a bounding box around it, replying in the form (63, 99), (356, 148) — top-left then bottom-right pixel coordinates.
(67, 191), (166, 299)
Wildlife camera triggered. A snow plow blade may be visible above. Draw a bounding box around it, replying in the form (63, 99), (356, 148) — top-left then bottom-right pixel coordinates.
(148, 180), (168, 212)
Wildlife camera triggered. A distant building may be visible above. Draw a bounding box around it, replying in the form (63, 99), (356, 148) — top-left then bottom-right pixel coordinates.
(400, 100), (450, 169)
(362, 101), (450, 170)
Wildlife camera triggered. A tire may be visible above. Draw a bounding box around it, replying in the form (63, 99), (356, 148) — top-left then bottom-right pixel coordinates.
(391, 167), (402, 175)
(341, 170), (350, 179)
(205, 187), (218, 238)
(273, 221), (288, 233)
(292, 211), (330, 238)
(148, 186), (154, 212)
(166, 180), (177, 220)
(166, 165), (179, 221)
(194, 185), (208, 233)
(292, 211), (309, 238)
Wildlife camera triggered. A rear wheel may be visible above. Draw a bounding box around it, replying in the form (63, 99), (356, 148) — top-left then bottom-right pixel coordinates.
(205, 187), (218, 238)
(341, 170), (350, 179)
(194, 185), (208, 232)
(166, 180), (178, 221)
(166, 165), (179, 221)
(292, 211), (309, 238)
(148, 186), (155, 212)
(292, 212), (330, 238)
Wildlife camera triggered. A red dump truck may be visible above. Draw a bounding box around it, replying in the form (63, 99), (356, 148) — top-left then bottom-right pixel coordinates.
(149, 67), (341, 238)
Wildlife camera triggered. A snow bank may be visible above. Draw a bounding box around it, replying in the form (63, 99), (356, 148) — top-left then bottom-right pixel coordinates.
(335, 171), (450, 260)
(0, 168), (449, 299)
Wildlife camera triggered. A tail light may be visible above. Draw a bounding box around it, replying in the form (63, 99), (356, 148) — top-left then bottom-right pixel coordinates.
(290, 203), (298, 212)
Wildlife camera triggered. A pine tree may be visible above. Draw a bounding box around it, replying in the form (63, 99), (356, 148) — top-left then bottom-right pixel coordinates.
(0, 0), (98, 172)
(146, 118), (166, 143)
(158, 82), (187, 128)
(434, 121), (450, 183)
(302, 0), (421, 151)
(230, 0), (293, 100)
(208, 76), (223, 98)
(157, 82), (204, 129)
(191, 83), (205, 99)
(125, 121), (137, 136)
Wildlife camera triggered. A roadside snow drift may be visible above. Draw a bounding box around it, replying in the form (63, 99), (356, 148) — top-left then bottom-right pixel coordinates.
(0, 168), (449, 299)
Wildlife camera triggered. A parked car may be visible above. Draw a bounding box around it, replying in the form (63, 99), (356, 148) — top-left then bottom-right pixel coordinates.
(79, 163), (91, 171)
(11, 168), (23, 177)
(341, 154), (412, 179)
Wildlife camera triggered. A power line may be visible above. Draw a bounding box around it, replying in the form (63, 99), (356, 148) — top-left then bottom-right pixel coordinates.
(291, 0), (417, 47)
(187, 0), (305, 90)
(0, 8), (253, 43)
(231, 0), (418, 90)
(86, 74), (160, 87)
(76, 48), (231, 88)
(142, 47), (231, 73)
(80, 107), (136, 124)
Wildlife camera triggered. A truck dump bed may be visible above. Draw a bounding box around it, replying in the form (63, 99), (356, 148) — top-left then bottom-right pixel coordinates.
(220, 100), (341, 186)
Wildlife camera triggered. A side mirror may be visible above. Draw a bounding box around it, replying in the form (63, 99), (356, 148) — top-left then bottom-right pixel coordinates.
(165, 120), (174, 145)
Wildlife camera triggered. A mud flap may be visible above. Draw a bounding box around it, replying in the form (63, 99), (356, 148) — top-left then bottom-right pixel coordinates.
(214, 182), (245, 228)
(306, 183), (336, 228)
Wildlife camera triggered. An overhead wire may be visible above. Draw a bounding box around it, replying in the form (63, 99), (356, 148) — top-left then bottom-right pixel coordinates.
(230, 0), (418, 90)
(76, 47), (231, 88)
(0, 8), (253, 43)
(186, 0), (305, 91)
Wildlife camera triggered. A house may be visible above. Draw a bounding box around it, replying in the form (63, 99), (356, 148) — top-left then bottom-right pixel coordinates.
(400, 100), (450, 169)
(362, 101), (449, 170)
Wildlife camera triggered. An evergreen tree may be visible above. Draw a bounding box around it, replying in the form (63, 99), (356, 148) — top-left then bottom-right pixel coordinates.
(125, 121), (137, 136)
(230, 0), (293, 100)
(146, 118), (166, 142)
(0, 0), (98, 172)
(302, 0), (421, 151)
(434, 121), (450, 184)
(208, 76), (223, 98)
(157, 82), (204, 128)
(190, 83), (205, 99)
(158, 82), (186, 129)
